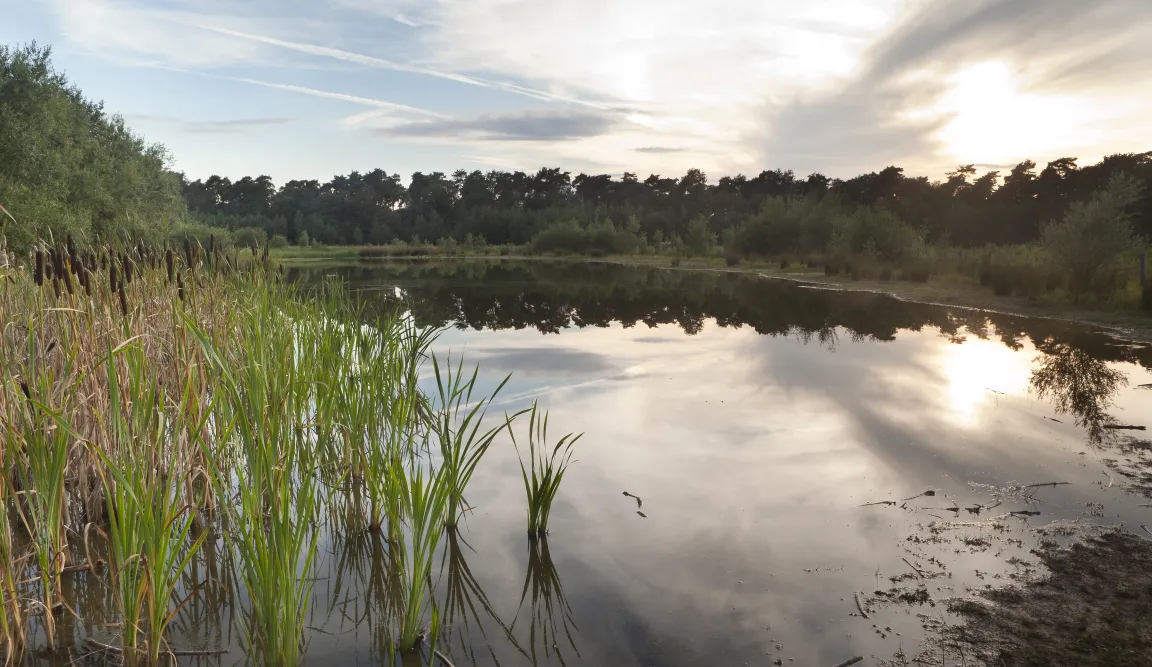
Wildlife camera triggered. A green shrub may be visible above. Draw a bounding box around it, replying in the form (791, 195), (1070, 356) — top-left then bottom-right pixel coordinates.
(1041, 174), (1141, 298)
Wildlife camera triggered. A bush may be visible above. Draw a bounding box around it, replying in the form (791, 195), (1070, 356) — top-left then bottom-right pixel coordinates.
(234, 226), (268, 251)
(268, 234), (288, 249)
(725, 253), (741, 267)
(1041, 174), (1141, 298)
(879, 267), (892, 282)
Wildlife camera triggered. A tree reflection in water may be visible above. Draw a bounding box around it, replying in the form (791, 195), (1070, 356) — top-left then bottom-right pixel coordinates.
(1030, 340), (1130, 441)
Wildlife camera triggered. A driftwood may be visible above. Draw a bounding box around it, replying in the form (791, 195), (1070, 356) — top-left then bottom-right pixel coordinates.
(831, 658), (863, 667)
(853, 591), (869, 619)
(1104, 424), (1146, 431)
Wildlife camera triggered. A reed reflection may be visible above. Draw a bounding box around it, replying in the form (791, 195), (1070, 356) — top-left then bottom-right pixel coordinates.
(512, 537), (579, 667)
(437, 527), (524, 666)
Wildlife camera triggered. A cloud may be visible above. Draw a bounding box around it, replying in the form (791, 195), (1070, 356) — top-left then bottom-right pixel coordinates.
(49, 0), (267, 67)
(379, 109), (620, 142)
(634, 147), (687, 154)
(223, 76), (444, 117)
(757, 0), (1152, 177)
(196, 25), (613, 109)
(128, 114), (296, 134)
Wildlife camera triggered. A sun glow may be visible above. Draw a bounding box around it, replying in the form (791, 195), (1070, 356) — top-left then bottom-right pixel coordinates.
(938, 335), (1033, 426)
(934, 61), (1095, 165)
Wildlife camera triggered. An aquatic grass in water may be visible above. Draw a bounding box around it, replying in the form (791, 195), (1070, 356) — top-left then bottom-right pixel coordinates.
(6, 389), (71, 650)
(394, 457), (450, 654)
(511, 402), (582, 537)
(93, 338), (209, 664)
(191, 281), (322, 667)
(430, 354), (515, 528)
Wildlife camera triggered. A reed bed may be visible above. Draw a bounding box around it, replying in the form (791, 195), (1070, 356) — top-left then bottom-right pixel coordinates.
(0, 235), (583, 665)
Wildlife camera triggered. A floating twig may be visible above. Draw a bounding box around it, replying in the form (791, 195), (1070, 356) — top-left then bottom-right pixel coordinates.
(1104, 424), (1146, 431)
(1022, 481), (1070, 489)
(831, 657), (864, 667)
(902, 557), (924, 579)
(858, 500), (897, 507)
(622, 490), (643, 509)
(1010, 510), (1041, 517)
(853, 592), (869, 619)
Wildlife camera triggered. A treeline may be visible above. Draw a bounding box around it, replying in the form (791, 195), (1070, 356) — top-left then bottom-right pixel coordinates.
(183, 155), (1152, 253)
(0, 43), (187, 253)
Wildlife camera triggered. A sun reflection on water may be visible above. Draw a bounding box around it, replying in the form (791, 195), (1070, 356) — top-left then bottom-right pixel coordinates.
(939, 334), (1033, 425)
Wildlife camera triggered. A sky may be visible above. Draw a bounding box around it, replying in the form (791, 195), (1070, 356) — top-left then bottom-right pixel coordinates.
(3, 0), (1151, 184)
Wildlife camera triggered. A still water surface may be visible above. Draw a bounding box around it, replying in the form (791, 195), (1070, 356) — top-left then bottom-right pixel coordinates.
(55, 260), (1152, 665)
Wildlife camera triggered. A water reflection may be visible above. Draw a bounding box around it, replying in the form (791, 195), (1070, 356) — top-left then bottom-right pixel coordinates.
(296, 259), (1149, 438)
(295, 260), (1152, 371)
(1030, 339), (1130, 440)
(439, 528), (522, 666)
(511, 538), (579, 667)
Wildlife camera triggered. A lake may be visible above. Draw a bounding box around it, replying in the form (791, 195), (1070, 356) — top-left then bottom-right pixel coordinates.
(47, 258), (1152, 666)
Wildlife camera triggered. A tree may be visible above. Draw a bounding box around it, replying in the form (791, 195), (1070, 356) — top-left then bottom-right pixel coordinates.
(1041, 174), (1141, 297)
(683, 215), (716, 256)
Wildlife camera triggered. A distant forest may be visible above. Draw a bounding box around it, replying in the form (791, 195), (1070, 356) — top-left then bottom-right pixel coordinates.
(182, 154), (1152, 252)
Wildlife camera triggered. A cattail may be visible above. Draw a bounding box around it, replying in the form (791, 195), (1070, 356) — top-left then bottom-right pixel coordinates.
(51, 277), (61, 299)
(177, 273), (185, 302)
(67, 234), (78, 270)
(165, 248), (175, 284)
(118, 281), (128, 317)
(209, 234), (215, 258)
(109, 258), (119, 293)
(82, 269), (92, 296)
(123, 254), (133, 284)
(51, 247), (64, 281)
(62, 260), (74, 295)
(34, 249), (44, 286)
(183, 238), (193, 268)
(20, 381), (30, 400)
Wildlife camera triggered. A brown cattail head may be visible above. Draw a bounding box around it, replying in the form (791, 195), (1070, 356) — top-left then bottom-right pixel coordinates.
(109, 259), (119, 293)
(20, 381), (30, 400)
(67, 234), (78, 269)
(34, 250), (44, 286)
(62, 260), (74, 295)
(83, 269), (92, 296)
(118, 281), (128, 317)
(123, 254), (133, 284)
(52, 247), (65, 281)
(51, 277), (61, 299)
(165, 248), (175, 284)
(177, 273), (185, 302)
(183, 238), (193, 268)
(209, 234), (216, 257)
